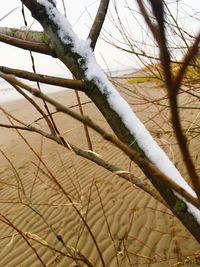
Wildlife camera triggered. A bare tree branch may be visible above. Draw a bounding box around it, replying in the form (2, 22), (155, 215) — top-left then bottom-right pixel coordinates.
(88, 0), (110, 50)
(0, 32), (53, 55)
(0, 66), (86, 91)
(0, 27), (46, 42)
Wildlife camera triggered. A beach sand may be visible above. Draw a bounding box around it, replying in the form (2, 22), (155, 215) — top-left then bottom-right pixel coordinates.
(0, 81), (199, 267)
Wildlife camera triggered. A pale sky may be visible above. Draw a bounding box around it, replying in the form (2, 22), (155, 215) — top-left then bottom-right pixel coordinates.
(0, 0), (199, 76)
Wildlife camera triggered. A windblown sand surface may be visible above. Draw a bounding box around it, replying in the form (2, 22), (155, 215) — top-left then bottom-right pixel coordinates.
(0, 80), (199, 266)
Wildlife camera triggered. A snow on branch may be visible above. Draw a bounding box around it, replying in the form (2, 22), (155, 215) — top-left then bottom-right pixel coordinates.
(24, 0), (200, 223)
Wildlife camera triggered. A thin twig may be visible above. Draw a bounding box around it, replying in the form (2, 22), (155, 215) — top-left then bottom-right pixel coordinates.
(24, 232), (94, 267)
(95, 182), (120, 267)
(6, 81), (56, 135)
(0, 214), (47, 267)
(74, 90), (93, 150)
(0, 7), (19, 22)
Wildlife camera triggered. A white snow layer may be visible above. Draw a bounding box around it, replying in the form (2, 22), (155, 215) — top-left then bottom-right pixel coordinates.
(37, 0), (200, 221)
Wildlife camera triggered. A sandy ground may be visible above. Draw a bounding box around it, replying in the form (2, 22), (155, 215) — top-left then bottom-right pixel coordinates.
(0, 80), (199, 267)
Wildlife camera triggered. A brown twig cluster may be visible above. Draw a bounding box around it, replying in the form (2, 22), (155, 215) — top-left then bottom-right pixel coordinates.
(0, 0), (199, 265)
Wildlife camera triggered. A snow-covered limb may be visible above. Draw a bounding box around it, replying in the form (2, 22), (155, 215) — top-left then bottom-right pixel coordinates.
(20, 0), (200, 241)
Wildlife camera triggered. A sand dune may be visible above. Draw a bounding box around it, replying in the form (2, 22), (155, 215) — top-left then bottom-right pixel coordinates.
(0, 84), (199, 266)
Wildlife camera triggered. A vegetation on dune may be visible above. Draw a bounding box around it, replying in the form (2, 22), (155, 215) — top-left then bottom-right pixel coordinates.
(128, 75), (161, 84)
(128, 60), (200, 85)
